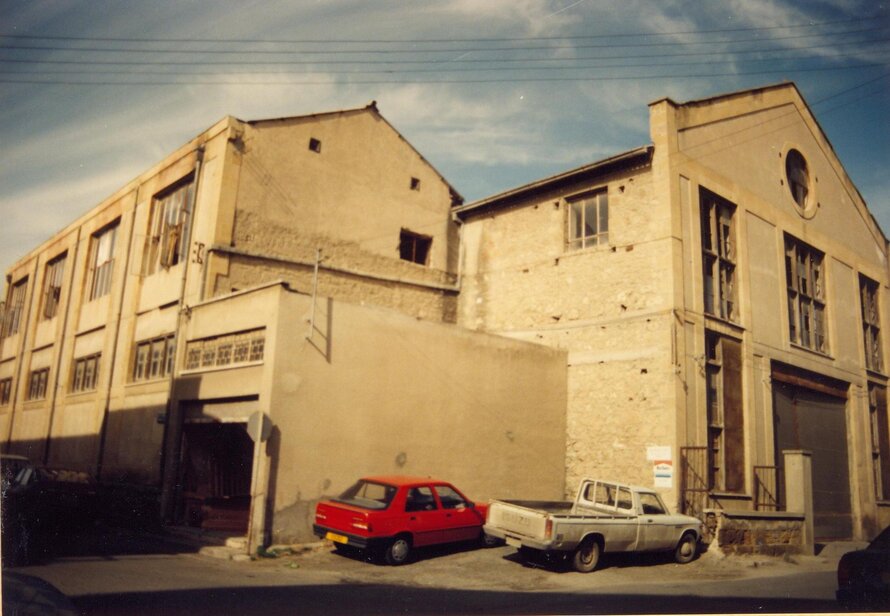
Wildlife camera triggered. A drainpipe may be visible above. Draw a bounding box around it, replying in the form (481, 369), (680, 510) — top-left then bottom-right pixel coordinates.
(160, 145), (205, 523)
(43, 227), (82, 465)
(95, 188), (139, 481)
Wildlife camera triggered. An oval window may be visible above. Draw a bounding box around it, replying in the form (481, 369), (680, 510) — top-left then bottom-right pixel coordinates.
(785, 149), (810, 210)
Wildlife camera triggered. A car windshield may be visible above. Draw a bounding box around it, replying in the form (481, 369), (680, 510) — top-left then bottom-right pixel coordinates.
(868, 525), (890, 550)
(334, 480), (397, 510)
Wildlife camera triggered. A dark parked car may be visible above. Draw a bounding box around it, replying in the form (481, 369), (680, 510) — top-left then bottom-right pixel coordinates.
(836, 525), (890, 610)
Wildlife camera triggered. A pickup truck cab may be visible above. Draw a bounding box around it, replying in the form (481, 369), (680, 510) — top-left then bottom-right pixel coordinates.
(313, 476), (489, 565)
(483, 478), (702, 572)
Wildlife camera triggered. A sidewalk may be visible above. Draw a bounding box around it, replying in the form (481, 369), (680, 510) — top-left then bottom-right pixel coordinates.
(2, 572), (79, 616)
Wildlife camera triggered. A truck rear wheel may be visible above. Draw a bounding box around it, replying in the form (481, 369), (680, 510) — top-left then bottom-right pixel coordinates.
(572, 538), (600, 573)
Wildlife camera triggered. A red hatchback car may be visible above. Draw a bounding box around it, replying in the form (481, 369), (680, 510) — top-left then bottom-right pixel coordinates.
(313, 476), (490, 565)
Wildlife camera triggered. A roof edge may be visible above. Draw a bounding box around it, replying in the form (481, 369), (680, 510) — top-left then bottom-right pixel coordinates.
(454, 145), (653, 217)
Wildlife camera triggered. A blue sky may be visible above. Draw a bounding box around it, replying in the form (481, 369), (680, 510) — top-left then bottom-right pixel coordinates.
(1, 0), (888, 280)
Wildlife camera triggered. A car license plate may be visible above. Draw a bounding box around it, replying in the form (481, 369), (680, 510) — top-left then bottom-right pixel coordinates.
(506, 536), (522, 548)
(325, 532), (349, 544)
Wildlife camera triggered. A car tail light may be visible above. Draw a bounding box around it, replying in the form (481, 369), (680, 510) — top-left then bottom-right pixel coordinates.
(544, 518), (553, 539)
(352, 517), (371, 532)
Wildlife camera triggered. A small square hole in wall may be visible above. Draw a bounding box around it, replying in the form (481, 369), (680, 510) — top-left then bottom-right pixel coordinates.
(308, 138), (322, 153)
(410, 177), (421, 191)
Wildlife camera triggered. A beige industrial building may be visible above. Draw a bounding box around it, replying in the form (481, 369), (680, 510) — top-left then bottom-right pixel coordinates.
(2, 83), (888, 545)
(0, 103), (568, 543)
(454, 83), (890, 542)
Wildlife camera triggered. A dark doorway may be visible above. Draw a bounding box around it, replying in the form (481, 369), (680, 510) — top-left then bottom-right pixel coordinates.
(178, 422), (253, 533)
(773, 380), (852, 540)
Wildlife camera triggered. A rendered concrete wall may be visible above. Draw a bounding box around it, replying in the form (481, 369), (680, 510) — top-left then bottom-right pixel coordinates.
(261, 286), (568, 542)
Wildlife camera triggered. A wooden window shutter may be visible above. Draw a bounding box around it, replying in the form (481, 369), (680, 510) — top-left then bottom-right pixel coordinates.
(721, 338), (745, 492)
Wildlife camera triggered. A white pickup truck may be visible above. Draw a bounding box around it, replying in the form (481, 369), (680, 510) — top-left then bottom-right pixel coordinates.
(483, 479), (703, 572)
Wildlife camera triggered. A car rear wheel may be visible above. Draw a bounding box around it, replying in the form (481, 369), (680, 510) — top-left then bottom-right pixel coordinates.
(572, 538), (600, 573)
(384, 535), (412, 566)
(674, 532), (697, 564)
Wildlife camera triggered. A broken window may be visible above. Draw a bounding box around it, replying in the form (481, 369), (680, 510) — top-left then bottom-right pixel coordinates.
(131, 334), (175, 382)
(785, 149), (810, 210)
(399, 229), (431, 265)
(700, 189), (737, 322)
(785, 235), (827, 353)
(89, 222), (118, 301)
(568, 190), (608, 250)
(42, 252), (67, 320)
(27, 368), (49, 400)
(1, 277), (28, 338)
(145, 178), (194, 276)
(71, 354), (100, 393)
(0, 378), (11, 405)
(705, 332), (744, 493)
(861, 275), (883, 373)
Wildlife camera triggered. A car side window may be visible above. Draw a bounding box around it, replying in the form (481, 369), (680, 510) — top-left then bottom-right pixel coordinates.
(434, 485), (468, 510)
(639, 493), (666, 515)
(616, 488), (633, 511)
(405, 487), (437, 512)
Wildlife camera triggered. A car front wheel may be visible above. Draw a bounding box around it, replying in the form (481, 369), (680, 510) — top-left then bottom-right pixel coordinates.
(384, 536), (412, 565)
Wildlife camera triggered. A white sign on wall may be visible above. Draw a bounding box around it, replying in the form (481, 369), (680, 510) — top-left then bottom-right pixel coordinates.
(647, 446), (673, 488)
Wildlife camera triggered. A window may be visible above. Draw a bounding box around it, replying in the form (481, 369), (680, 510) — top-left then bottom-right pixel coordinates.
(568, 190), (608, 250)
(0, 378), (11, 405)
(27, 368), (49, 400)
(131, 334), (175, 381)
(42, 252), (67, 320)
(89, 223), (118, 301)
(144, 179), (194, 275)
(405, 487), (437, 512)
(308, 138), (321, 153)
(861, 275), (883, 373)
(868, 384), (890, 500)
(705, 332), (744, 492)
(1, 277), (28, 338)
(184, 329), (265, 371)
(700, 189), (737, 322)
(410, 177), (421, 191)
(785, 236), (827, 353)
(639, 493), (667, 515)
(399, 229), (431, 265)
(785, 149), (810, 210)
(71, 354), (100, 393)
(434, 485), (468, 509)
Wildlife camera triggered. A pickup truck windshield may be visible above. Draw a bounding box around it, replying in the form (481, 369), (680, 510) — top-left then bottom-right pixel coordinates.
(334, 480), (397, 510)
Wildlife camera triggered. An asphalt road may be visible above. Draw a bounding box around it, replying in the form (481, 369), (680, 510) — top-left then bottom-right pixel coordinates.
(3, 530), (849, 615)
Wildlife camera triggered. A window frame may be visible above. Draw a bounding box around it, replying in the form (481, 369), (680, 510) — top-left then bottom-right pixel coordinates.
(1, 277), (29, 338)
(131, 333), (176, 382)
(567, 189), (608, 251)
(27, 368), (49, 401)
(70, 353), (100, 393)
(184, 329), (265, 372)
(784, 235), (828, 354)
(0, 378), (12, 405)
(860, 275), (883, 373)
(705, 331), (745, 493)
(868, 384), (890, 501)
(42, 252), (67, 320)
(88, 222), (119, 301)
(144, 177), (195, 276)
(700, 188), (738, 323)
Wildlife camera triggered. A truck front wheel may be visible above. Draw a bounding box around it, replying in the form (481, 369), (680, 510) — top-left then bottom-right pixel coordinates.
(572, 539), (600, 573)
(674, 532), (697, 564)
